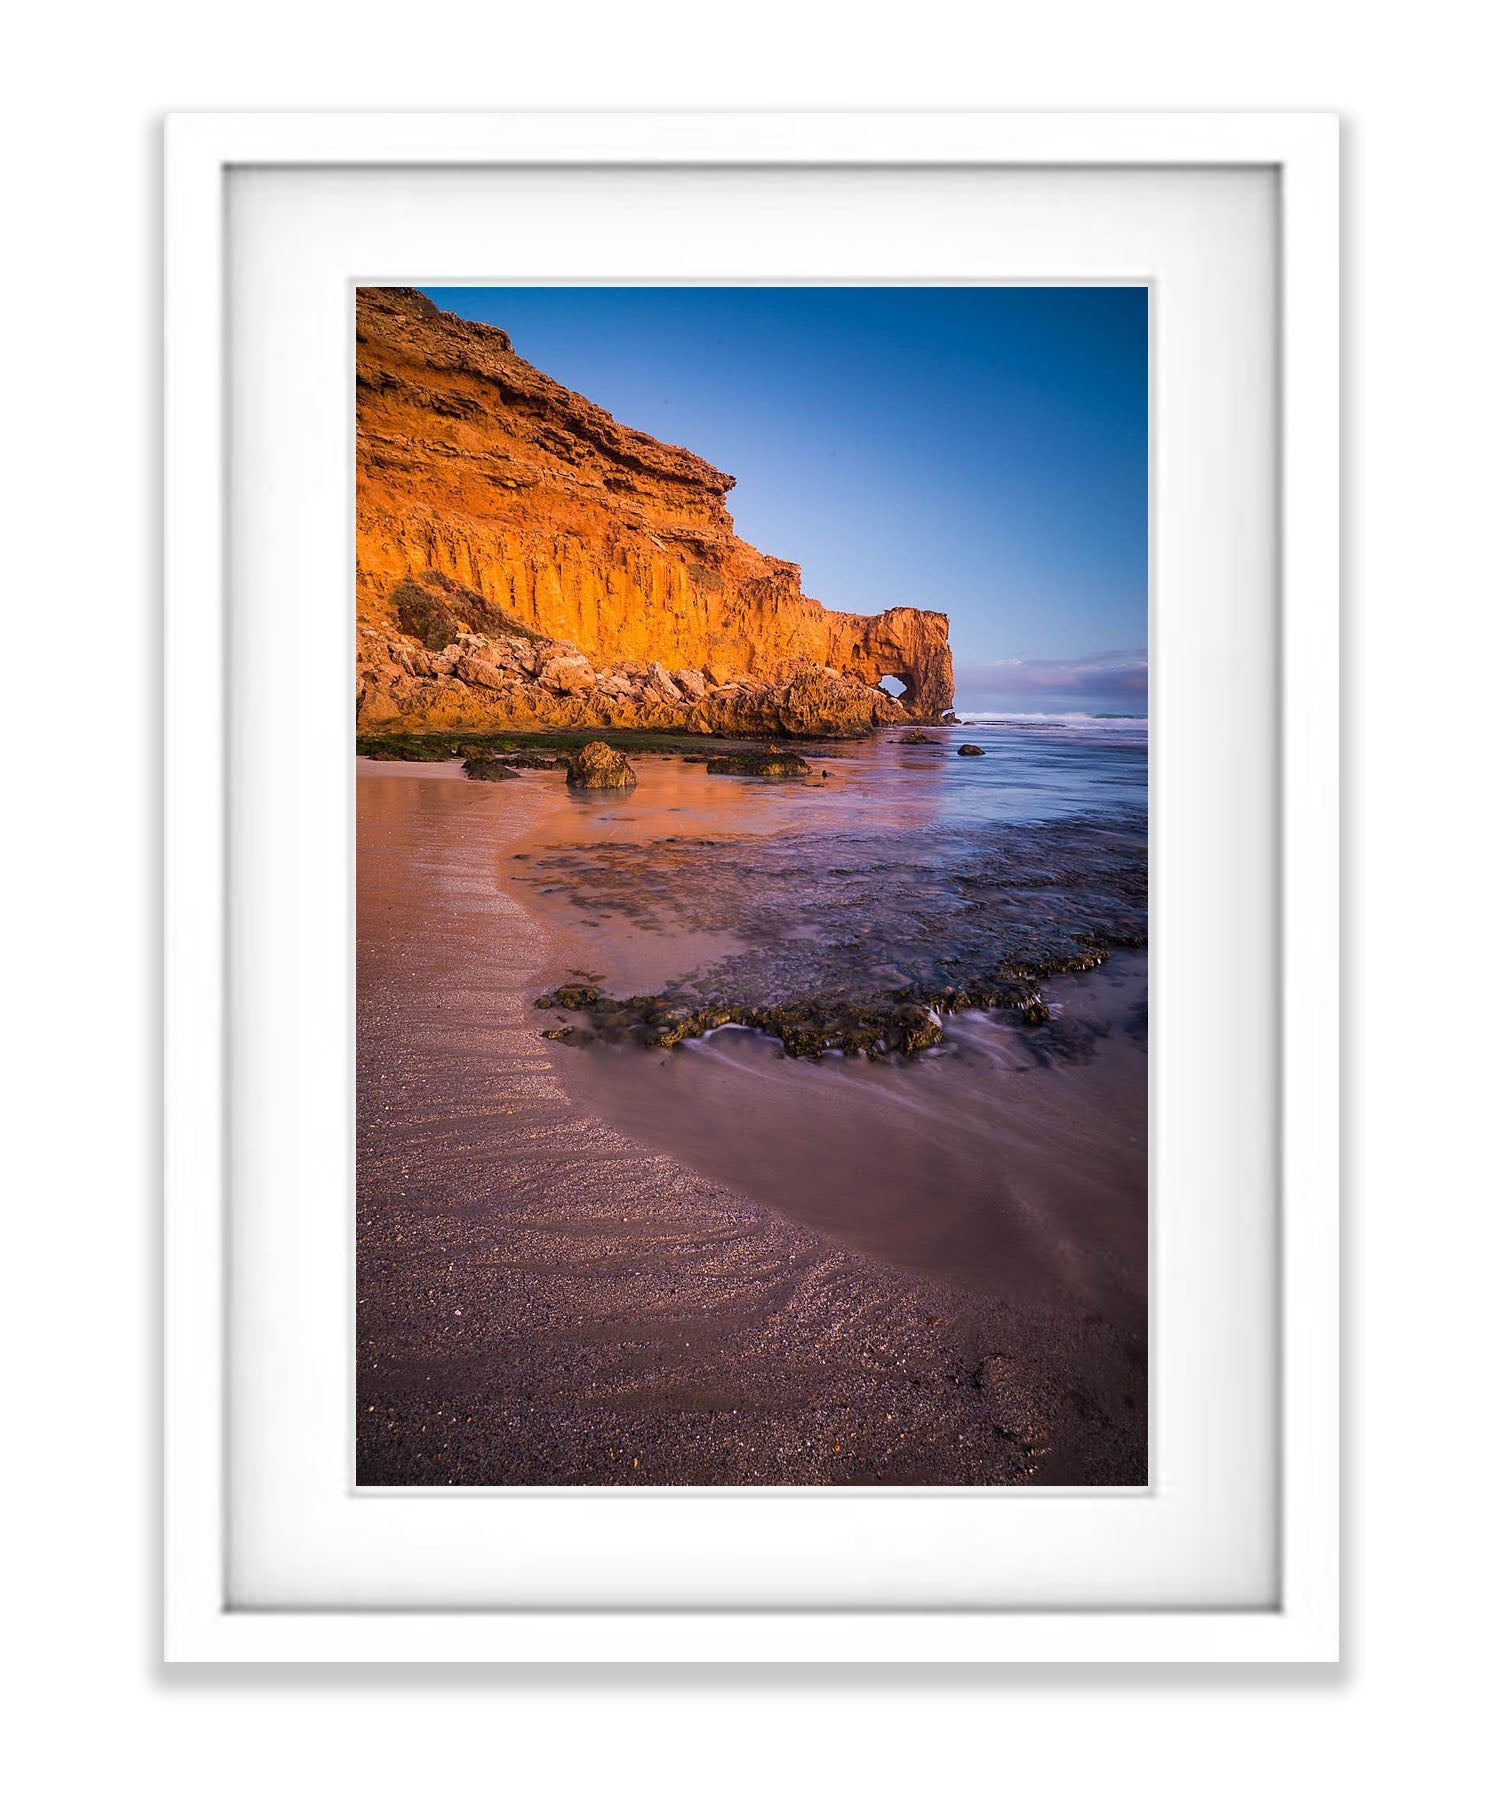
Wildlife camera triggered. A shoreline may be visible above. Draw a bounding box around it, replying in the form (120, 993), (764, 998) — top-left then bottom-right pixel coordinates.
(356, 760), (1146, 1486)
(355, 724), (931, 764)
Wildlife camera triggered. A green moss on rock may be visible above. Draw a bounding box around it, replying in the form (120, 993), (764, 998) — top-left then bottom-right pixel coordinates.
(705, 749), (812, 778)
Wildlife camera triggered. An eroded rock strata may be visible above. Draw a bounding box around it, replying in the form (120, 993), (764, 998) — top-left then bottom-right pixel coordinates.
(356, 288), (955, 737)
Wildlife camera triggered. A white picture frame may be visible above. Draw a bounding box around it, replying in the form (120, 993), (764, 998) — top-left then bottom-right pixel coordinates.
(164, 111), (1338, 1663)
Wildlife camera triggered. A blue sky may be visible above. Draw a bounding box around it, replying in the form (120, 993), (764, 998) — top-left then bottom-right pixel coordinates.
(422, 286), (1147, 714)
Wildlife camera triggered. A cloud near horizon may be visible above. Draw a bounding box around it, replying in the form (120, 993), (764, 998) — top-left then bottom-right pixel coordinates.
(953, 650), (1148, 715)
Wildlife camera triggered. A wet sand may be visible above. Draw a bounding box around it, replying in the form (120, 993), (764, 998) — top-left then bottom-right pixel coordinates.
(559, 963), (1147, 1333)
(356, 760), (1146, 1486)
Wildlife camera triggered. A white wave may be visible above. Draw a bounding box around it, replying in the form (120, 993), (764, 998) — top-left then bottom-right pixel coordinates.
(955, 711), (1148, 733)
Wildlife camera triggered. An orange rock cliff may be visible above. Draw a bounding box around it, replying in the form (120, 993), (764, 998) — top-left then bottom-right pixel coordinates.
(355, 289), (955, 737)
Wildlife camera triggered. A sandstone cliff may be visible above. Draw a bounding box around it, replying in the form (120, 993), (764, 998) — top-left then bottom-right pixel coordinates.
(355, 289), (955, 737)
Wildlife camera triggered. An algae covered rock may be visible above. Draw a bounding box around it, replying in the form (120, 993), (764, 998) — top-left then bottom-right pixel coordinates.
(357, 735), (453, 762)
(565, 741), (637, 789)
(886, 1003), (944, 1054)
(535, 982), (601, 1010)
(494, 750), (561, 770)
(705, 749), (812, 778)
(462, 756), (521, 781)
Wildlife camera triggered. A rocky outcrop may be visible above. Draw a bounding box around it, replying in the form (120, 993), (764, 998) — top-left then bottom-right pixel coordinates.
(356, 289), (954, 736)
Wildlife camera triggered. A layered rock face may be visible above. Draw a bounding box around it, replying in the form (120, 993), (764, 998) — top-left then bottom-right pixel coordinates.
(356, 289), (954, 736)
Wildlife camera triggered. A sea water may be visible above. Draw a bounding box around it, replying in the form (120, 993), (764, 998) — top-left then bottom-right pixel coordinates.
(507, 718), (1148, 1321)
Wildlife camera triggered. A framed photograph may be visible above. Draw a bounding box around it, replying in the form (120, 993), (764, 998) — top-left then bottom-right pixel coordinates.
(165, 112), (1338, 1662)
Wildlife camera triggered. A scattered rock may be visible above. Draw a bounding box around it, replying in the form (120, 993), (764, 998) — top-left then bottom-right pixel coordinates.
(957, 743), (986, 756)
(462, 756), (520, 781)
(565, 741), (638, 789)
(898, 729), (939, 745)
(523, 936), (1098, 1061)
(526, 985), (952, 1060)
(358, 631), (935, 741)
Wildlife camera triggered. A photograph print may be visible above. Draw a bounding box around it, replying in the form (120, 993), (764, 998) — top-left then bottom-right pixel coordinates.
(355, 284), (1147, 1487)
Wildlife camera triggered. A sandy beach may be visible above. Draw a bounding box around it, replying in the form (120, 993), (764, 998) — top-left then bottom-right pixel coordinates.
(356, 750), (1147, 1487)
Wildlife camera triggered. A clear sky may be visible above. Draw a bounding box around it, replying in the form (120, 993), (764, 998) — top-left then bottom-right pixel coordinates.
(422, 286), (1147, 715)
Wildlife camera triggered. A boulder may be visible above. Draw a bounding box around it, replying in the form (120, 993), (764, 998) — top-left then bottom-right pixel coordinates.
(538, 653), (596, 695)
(565, 741), (637, 789)
(957, 743), (986, 756)
(454, 655), (513, 692)
(355, 684), (403, 729)
(484, 636), (539, 675)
